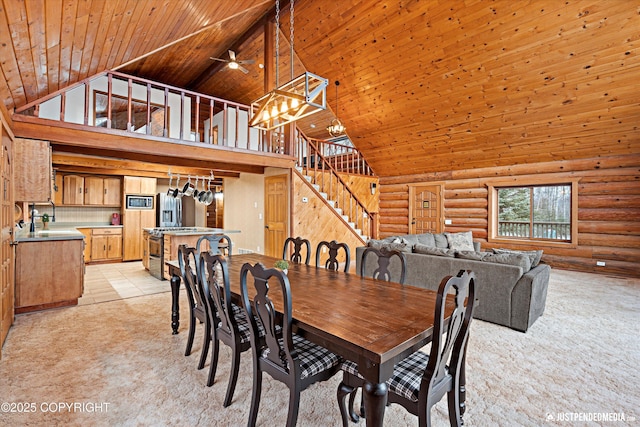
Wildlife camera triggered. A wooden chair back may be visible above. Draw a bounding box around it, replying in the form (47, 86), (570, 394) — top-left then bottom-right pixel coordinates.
(360, 246), (407, 284)
(282, 236), (311, 265)
(315, 240), (351, 272)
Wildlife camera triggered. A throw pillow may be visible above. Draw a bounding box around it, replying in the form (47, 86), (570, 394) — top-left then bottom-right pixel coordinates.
(413, 244), (456, 257)
(484, 253), (532, 272)
(455, 250), (485, 261)
(493, 248), (543, 268)
(445, 231), (475, 252)
(434, 233), (449, 249)
(415, 233), (436, 247)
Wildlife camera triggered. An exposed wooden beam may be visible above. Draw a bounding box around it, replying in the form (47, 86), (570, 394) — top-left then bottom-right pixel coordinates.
(12, 117), (296, 172)
(51, 152), (239, 180)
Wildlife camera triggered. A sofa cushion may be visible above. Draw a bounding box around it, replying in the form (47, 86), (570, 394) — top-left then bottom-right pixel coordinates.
(415, 233), (436, 247)
(367, 239), (412, 253)
(445, 231), (475, 251)
(413, 244), (456, 257)
(493, 248), (543, 268)
(455, 250), (485, 261)
(483, 253), (532, 272)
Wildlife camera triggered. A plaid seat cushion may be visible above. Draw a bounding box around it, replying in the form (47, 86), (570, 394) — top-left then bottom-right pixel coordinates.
(263, 335), (340, 380)
(292, 334), (341, 380)
(341, 351), (431, 403)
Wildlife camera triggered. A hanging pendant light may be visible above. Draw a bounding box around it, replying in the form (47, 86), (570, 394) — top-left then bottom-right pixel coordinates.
(327, 80), (346, 137)
(250, 0), (328, 131)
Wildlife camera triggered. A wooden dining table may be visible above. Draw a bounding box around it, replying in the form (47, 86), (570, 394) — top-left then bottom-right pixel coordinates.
(166, 253), (464, 427)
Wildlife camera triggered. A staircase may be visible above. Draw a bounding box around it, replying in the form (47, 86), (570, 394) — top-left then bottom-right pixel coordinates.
(293, 132), (377, 243)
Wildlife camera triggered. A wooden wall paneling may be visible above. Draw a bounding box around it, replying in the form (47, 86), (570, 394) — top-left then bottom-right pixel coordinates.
(378, 154), (640, 278)
(292, 174), (364, 271)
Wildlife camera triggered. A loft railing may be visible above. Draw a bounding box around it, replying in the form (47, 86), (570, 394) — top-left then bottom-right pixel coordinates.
(498, 220), (571, 240)
(312, 139), (374, 176)
(14, 70), (287, 155)
(295, 132), (377, 240)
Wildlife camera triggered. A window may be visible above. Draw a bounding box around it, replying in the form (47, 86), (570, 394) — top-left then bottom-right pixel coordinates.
(488, 178), (578, 247)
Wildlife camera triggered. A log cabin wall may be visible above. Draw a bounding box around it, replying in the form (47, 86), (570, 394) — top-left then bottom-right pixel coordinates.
(379, 154), (640, 278)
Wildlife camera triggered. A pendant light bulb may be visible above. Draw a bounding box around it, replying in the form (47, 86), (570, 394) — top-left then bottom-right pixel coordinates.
(280, 99), (289, 113)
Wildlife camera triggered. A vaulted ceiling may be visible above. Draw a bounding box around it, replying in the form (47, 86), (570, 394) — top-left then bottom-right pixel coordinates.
(1, 1), (638, 177)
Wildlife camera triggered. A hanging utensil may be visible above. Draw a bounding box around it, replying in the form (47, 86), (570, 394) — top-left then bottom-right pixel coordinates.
(172, 175), (182, 198)
(167, 174), (175, 197)
(192, 176), (200, 200)
(203, 177), (214, 205)
(182, 175), (195, 197)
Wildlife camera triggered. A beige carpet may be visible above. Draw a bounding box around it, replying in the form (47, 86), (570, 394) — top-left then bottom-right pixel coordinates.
(0, 269), (638, 426)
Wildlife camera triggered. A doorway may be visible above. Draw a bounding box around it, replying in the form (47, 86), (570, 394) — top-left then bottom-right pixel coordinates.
(264, 175), (288, 257)
(408, 184), (444, 234)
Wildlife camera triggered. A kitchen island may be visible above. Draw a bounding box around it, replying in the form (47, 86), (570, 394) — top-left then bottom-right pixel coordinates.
(142, 227), (240, 280)
(14, 228), (85, 313)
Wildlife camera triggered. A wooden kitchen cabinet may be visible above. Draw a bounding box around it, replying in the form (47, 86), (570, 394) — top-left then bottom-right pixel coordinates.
(63, 175), (84, 205)
(14, 138), (52, 202)
(124, 176), (156, 195)
(142, 230), (150, 269)
(84, 176), (104, 205)
(15, 238), (84, 313)
(53, 173), (64, 205)
(77, 228), (92, 262)
(103, 178), (121, 205)
(90, 228), (122, 261)
(123, 209), (154, 261)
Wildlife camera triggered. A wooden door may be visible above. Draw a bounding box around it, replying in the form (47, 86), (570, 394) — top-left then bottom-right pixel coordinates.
(84, 176), (104, 205)
(1, 130), (13, 353)
(103, 178), (121, 205)
(264, 175), (288, 258)
(408, 184), (444, 234)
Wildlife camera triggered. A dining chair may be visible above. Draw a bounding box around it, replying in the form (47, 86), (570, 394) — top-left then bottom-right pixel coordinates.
(315, 240), (351, 272)
(240, 262), (342, 427)
(196, 234), (233, 257)
(337, 270), (477, 427)
(282, 236), (311, 265)
(178, 244), (210, 370)
(198, 252), (253, 406)
(360, 246), (408, 284)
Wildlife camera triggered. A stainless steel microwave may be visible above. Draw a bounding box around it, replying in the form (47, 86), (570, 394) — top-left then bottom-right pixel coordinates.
(126, 195), (154, 209)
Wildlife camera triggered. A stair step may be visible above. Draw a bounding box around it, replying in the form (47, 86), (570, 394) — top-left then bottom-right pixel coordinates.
(319, 192), (327, 199)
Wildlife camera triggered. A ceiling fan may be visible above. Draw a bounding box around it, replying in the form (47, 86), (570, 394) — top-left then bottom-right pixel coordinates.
(210, 50), (254, 74)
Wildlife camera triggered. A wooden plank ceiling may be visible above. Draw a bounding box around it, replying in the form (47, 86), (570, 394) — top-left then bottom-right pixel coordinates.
(1, 1), (638, 177)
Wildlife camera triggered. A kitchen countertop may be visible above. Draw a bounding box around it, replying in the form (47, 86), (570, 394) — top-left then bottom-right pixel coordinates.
(144, 227), (241, 236)
(14, 228), (84, 242)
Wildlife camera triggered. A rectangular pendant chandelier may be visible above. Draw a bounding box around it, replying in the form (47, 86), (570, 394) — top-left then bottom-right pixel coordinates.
(250, 71), (328, 131)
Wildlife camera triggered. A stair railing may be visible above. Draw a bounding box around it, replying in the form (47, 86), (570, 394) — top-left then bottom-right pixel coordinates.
(295, 131), (377, 240)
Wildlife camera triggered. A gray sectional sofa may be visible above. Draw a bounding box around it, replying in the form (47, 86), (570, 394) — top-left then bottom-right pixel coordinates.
(357, 231), (550, 332)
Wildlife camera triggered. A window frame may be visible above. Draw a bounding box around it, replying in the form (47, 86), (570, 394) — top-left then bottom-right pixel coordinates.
(487, 176), (579, 248)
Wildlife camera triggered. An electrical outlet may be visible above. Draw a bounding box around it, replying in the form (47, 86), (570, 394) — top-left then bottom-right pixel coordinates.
(445, 219), (452, 225)
(596, 261), (606, 267)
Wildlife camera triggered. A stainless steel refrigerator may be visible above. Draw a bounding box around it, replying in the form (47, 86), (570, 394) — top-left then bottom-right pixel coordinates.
(156, 193), (181, 227)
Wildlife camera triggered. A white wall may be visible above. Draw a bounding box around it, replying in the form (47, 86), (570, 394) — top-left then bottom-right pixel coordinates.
(223, 173), (265, 254)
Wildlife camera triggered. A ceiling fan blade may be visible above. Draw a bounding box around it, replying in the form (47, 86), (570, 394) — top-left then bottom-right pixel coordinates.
(210, 57), (228, 63)
(228, 50), (236, 61)
(239, 65), (249, 74)
(238, 59), (255, 65)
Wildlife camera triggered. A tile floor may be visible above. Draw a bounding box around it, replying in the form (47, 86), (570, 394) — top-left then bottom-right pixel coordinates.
(78, 261), (172, 305)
